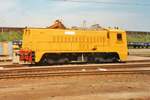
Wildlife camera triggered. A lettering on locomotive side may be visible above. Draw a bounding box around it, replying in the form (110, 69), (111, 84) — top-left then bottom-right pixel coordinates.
(65, 31), (76, 35)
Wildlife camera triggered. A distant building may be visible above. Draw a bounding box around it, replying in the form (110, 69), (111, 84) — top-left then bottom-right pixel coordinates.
(0, 27), (24, 34)
(126, 31), (150, 35)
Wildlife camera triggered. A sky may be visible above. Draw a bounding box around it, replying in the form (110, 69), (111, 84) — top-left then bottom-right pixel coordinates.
(0, 0), (150, 31)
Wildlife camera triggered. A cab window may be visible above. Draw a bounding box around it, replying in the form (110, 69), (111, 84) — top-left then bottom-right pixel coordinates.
(117, 33), (122, 41)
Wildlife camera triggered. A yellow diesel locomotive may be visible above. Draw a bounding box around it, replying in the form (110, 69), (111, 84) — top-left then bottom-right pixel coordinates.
(19, 28), (128, 64)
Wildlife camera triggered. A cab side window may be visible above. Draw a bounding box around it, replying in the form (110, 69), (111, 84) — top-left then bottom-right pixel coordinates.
(117, 33), (122, 41)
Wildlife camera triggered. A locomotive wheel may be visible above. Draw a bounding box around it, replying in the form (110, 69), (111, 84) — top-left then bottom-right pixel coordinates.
(47, 59), (55, 65)
(41, 57), (49, 65)
(112, 57), (119, 62)
(94, 58), (105, 63)
(42, 58), (55, 65)
(39, 55), (54, 65)
(57, 58), (69, 64)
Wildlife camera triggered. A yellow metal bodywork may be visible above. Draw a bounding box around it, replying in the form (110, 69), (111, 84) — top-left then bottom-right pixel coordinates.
(22, 28), (128, 63)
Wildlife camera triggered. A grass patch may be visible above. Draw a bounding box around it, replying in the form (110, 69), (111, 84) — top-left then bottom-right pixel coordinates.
(127, 33), (150, 42)
(0, 32), (22, 42)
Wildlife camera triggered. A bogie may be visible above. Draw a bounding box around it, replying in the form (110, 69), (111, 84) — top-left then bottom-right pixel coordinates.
(38, 53), (120, 65)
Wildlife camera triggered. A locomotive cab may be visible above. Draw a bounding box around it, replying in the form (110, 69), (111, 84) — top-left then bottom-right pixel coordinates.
(108, 29), (128, 61)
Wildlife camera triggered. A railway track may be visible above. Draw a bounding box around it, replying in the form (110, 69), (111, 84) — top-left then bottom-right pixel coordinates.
(0, 59), (150, 68)
(0, 64), (24, 68)
(0, 62), (150, 79)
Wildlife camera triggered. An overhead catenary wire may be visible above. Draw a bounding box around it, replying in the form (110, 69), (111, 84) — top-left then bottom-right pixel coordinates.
(51, 0), (150, 6)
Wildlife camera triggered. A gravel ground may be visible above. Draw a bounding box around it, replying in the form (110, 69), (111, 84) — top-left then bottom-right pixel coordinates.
(0, 74), (150, 100)
(127, 56), (150, 61)
(129, 49), (150, 57)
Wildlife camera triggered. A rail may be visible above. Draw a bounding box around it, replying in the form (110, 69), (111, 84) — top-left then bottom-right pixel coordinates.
(0, 62), (150, 79)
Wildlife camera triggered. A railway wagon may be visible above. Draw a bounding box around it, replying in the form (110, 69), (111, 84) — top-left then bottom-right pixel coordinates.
(19, 28), (128, 64)
(128, 42), (150, 48)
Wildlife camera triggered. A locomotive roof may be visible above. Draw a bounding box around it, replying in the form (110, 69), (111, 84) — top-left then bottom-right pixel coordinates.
(24, 27), (125, 32)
